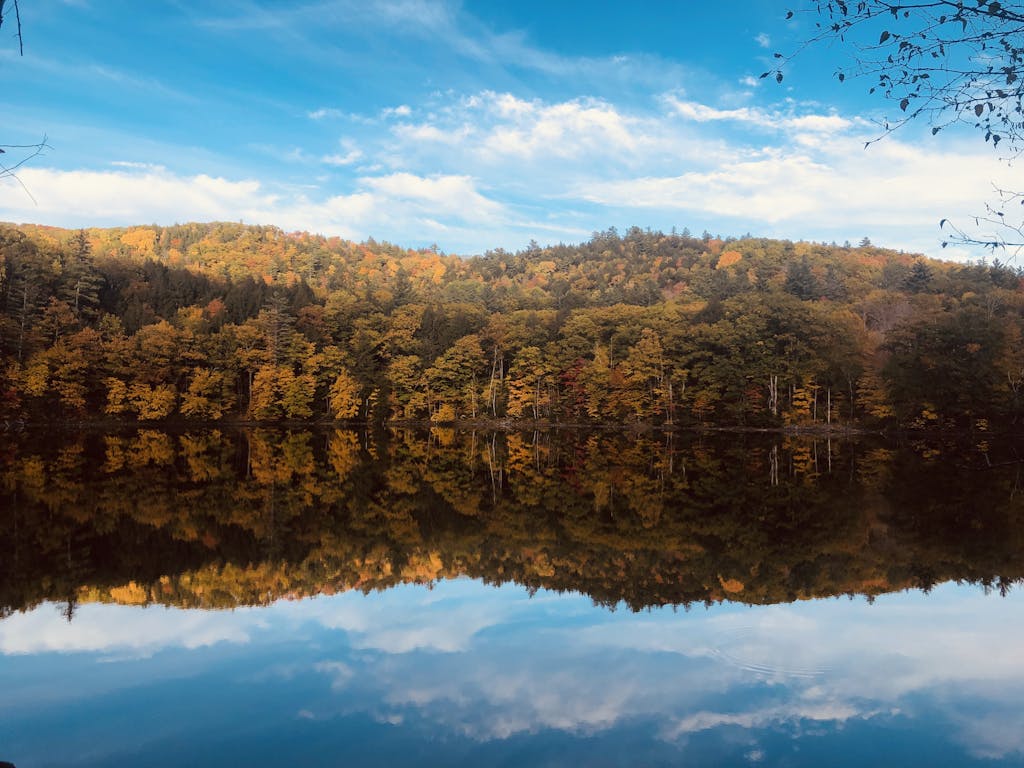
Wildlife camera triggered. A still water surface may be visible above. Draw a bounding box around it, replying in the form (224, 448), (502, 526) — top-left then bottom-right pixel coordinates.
(1, 429), (1022, 766)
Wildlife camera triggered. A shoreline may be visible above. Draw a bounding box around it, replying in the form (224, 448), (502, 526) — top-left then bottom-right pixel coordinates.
(0, 415), (1002, 439)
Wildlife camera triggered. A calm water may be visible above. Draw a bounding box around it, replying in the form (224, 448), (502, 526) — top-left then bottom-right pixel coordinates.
(2, 428), (1023, 767)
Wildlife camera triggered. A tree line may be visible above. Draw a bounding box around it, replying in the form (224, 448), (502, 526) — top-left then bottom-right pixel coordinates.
(2, 222), (1023, 429)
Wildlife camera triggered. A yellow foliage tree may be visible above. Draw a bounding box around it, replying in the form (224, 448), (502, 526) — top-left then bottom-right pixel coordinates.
(329, 369), (361, 419)
(180, 369), (231, 420)
(104, 378), (130, 415)
(129, 383), (177, 421)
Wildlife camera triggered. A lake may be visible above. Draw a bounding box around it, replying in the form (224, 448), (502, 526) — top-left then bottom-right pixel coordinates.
(2, 428), (1023, 767)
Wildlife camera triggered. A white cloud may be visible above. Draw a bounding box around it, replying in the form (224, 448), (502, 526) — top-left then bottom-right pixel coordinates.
(393, 122), (474, 144)
(308, 107), (345, 120)
(475, 93), (643, 160)
(321, 150), (364, 166)
(361, 172), (503, 218)
(109, 160), (164, 170)
(321, 138), (364, 166)
(382, 104), (413, 118)
(0, 165), (519, 250)
(668, 98), (774, 127)
(0, 166), (277, 223)
(787, 114), (852, 132)
(756, 33), (772, 49)
(665, 96), (852, 134)
(571, 129), (1014, 254)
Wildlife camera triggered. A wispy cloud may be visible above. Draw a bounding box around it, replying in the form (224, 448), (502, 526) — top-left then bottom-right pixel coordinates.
(320, 138), (364, 166)
(0, 49), (196, 104)
(321, 150), (363, 166)
(308, 107), (346, 120)
(664, 95), (853, 133)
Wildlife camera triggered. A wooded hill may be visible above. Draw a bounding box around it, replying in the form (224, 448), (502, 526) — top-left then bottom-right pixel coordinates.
(1, 221), (1022, 429)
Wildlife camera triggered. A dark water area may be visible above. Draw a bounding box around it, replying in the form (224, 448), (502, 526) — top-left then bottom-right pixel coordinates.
(1, 428), (1023, 766)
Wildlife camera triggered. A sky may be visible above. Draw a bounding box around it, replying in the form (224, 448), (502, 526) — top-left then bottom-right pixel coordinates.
(0, 0), (1016, 257)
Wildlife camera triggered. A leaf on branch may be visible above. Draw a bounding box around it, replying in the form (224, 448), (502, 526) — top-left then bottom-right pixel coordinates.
(879, 30), (891, 44)
(776, 72), (784, 83)
(976, 103), (985, 116)
(760, 71), (771, 79)
(900, 97), (910, 111)
(786, 10), (794, 19)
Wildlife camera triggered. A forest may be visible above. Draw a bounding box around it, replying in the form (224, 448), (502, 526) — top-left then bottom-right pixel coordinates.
(1, 221), (1023, 430)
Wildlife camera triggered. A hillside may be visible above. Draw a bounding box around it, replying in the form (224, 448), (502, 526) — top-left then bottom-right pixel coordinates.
(1, 222), (1022, 428)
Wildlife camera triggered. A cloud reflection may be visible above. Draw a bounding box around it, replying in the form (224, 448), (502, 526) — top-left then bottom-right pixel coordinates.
(0, 603), (267, 656)
(2, 581), (1023, 761)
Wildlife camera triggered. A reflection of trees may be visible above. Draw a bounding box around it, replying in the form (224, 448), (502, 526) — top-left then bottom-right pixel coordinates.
(1, 429), (1023, 616)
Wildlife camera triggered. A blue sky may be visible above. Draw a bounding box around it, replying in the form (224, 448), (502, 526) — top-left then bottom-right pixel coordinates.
(0, 0), (1013, 256)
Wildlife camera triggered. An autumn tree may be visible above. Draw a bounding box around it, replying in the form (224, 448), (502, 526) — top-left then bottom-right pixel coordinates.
(0, 229), (53, 362)
(385, 355), (428, 419)
(883, 305), (1006, 424)
(180, 369), (233, 420)
(425, 334), (487, 419)
(329, 368), (361, 419)
(622, 328), (670, 421)
(506, 345), (552, 419)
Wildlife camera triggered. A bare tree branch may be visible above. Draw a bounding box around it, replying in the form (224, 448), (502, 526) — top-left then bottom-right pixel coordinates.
(0, 0), (25, 55)
(776, 1), (1024, 252)
(0, 0), (44, 203)
(0, 136), (50, 203)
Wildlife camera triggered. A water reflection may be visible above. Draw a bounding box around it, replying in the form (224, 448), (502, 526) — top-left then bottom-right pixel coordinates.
(2, 429), (1024, 766)
(1, 428), (1022, 616)
(1, 582), (1022, 767)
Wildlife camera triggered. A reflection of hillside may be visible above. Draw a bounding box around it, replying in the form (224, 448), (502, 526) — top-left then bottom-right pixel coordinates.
(2, 429), (1022, 617)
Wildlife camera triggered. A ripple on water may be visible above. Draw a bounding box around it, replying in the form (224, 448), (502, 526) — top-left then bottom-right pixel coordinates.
(707, 626), (831, 680)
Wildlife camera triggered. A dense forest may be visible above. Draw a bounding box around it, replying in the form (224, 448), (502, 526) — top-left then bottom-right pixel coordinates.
(1, 222), (1023, 429)
(2, 428), (1021, 617)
